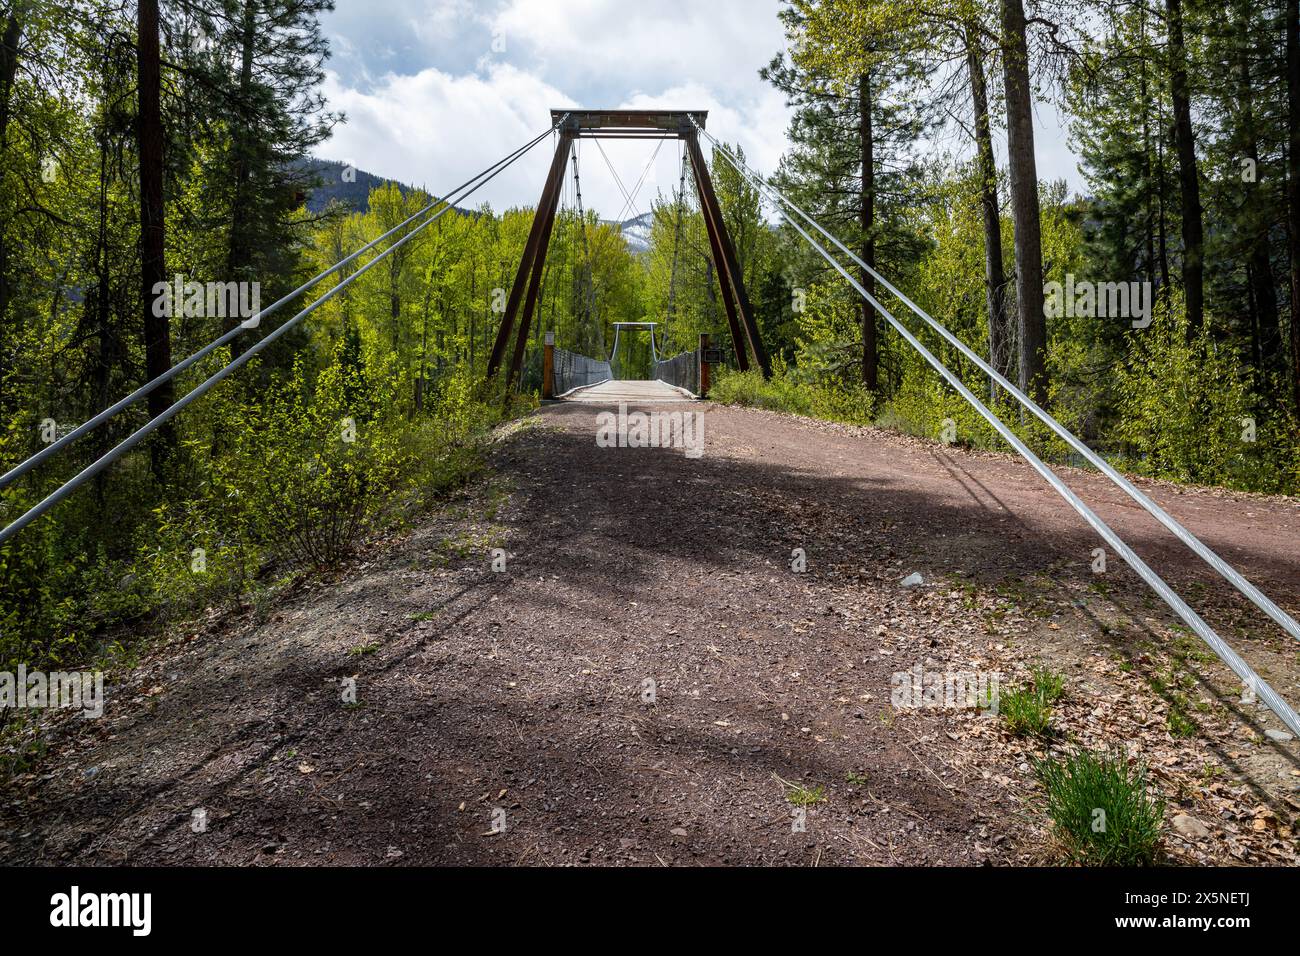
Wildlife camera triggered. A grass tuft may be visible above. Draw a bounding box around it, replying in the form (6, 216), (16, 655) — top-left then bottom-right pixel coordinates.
(1000, 666), (1065, 737)
(1033, 748), (1165, 866)
(1030, 664), (1066, 703)
(774, 774), (827, 806)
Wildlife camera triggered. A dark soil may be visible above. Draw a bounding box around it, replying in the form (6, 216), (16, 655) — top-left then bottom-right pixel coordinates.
(2, 401), (1297, 865)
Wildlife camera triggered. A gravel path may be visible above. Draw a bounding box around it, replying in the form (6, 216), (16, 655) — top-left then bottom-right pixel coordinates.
(2, 400), (1297, 865)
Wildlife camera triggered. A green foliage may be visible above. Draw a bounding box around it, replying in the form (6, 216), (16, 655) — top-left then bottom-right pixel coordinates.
(710, 367), (875, 425)
(1, 342), (504, 675)
(1030, 665), (1067, 704)
(137, 501), (258, 623)
(171, 350), (502, 578)
(1033, 749), (1166, 866)
(1000, 668), (1065, 737)
(1000, 685), (1054, 738)
(710, 368), (814, 415)
(219, 355), (408, 571)
(1114, 296), (1298, 493)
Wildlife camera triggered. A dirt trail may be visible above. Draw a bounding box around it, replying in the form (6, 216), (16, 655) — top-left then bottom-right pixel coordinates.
(2, 401), (1298, 865)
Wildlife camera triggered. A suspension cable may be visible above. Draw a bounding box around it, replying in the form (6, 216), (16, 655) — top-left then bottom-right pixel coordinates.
(613, 138), (664, 224)
(665, 143), (687, 349)
(691, 117), (1300, 737)
(593, 139), (637, 220)
(0, 118), (566, 547)
(572, 144), (599, 349)
(0, 119), (568, 492)
(694, 118), (1300, 651)
(607, 323), (621, 366)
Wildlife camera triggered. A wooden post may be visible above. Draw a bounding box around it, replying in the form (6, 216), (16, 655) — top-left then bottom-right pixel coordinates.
(543, 331), (555, 399)
(699, 333), (710, 398)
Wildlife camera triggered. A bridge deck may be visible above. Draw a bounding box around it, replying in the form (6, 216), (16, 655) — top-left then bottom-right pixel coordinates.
(559, 379), (695, 403)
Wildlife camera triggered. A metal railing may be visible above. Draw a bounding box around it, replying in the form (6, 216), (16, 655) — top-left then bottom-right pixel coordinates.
(552, 347), (613, 395)
(655, 348), (700, 397)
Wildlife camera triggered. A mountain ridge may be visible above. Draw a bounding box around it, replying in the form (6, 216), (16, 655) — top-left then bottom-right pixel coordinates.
(305, 158), (651, 250)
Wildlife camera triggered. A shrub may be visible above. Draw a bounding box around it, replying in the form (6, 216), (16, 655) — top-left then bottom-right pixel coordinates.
(93, 350), (505, 654)
(709, 367), (810, 415)
(213, 357), (407, 570)
(1000, 684), (1054, 737)
(1033, 749), (1165, 866)
(137, 501), (258, 621)
(1115, 295), (1299, 493)
(1000, 667), (1064, 737)
(710, 367), (874, 425)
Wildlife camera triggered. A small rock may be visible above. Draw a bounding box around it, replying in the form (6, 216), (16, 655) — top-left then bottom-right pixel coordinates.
(900, 573), (924, 588)
(670, 827), (688, 837)
(1171, 813), (1210, 839)
(1265, 729), (1294, 742)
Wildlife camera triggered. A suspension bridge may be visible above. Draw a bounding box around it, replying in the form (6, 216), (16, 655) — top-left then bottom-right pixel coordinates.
(3, 106), (1300, 756)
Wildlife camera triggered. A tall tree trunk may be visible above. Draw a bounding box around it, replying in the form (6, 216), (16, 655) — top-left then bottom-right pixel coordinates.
(966, 23), (1010, 402)
(1167, 0), (1205, 334)
(1001, 0), (1048, 404)
(0, 4), (20, 148)
(137, 0), (175, 471)
(0, 2), (25, 345)
(1236, 0), (1280, 369)
(92, 126), (115, 502)
(226, 0), (257, 358)
(859, 71), (878, 392)
(1157, 130), (1171, 292)
(1287, 0), (1300, 418)
(1140, 2), (1158, 294)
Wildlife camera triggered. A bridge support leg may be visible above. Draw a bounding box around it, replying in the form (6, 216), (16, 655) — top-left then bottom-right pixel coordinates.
(508, 135), (572, 389)
(699, 333), (711, 398)
(686, 132), (771, 378)
(543, 331), (555, 399)
(686, 137), (748, 373)
(487, 130), (573, 387)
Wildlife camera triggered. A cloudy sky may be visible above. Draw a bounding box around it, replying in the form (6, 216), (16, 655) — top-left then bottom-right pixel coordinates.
(316, 0), (1083, 220)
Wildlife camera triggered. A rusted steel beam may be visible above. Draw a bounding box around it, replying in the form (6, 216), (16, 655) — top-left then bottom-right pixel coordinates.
(685, 132), (771, 377)
(553, 109), (706, 131)
(487, 132), (573, 379)
(506, 134), (573, 389)
(685, 133), (749, 373)
(573, 132), (684, 140)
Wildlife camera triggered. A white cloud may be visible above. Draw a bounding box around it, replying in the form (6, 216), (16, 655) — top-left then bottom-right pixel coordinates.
(491, 0), (787, 100)
(320, 64), (578, 213)
(316, 0), (1082, 222)
(317, 0), (796, 220)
